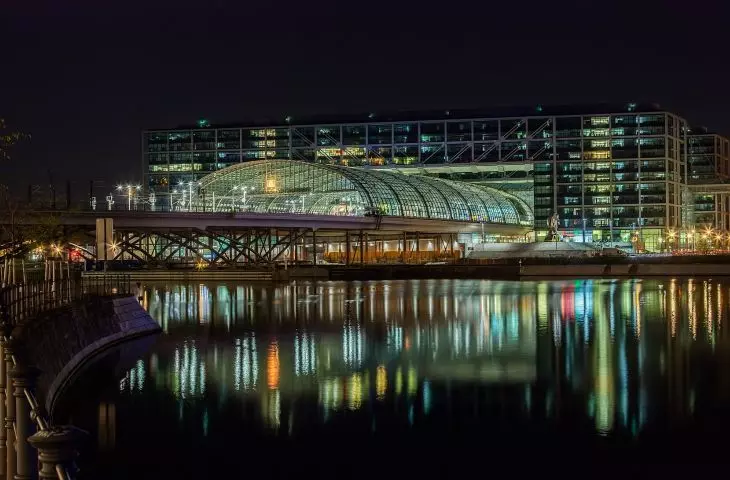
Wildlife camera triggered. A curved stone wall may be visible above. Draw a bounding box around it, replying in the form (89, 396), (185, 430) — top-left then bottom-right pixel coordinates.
(12, 295), (160, 414)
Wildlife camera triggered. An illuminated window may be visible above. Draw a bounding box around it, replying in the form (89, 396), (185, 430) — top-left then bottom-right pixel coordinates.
(166, 163), (203, 172)
(584, 128), (610, 137)
(591, 140), (610, 148)
(590, 117), (610, 126)
(264, 176), (278, 193)
(584, 151), (610, 160)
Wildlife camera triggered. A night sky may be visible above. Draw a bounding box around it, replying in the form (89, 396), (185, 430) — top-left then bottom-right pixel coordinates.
(2, 0), (729, 198)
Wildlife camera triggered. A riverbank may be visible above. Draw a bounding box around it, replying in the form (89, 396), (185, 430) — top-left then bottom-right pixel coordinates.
(17, 294), (161, 413)
(86, 259), (730, 281)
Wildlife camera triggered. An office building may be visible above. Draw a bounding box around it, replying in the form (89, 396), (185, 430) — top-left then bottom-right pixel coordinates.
(143, 103), (729, 250)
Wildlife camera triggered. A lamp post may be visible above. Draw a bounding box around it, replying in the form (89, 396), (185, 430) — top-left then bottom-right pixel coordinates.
(116, 184), (141, 211)
(285, 199), (298, 213)
(667, 229), (676, 253)
(233, 186), (254, 211)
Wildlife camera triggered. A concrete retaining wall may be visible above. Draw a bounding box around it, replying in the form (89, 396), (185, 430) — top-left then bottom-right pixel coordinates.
(14, 295), (161, 413)
(520, 263), (730, 277)
(273, 267), (330, 281)
(83, 270), (273, 282)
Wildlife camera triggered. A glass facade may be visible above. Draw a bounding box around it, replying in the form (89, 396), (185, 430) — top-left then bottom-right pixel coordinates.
(143, 104), (729, 249)
(543, 112), (688, 249)
(688, 134), (730, 183)
(192, 160), (532, 226)
(688, 134), (730, 231)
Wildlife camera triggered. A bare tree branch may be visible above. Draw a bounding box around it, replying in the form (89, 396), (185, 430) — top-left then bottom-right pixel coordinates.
(0, 118), (29, 161)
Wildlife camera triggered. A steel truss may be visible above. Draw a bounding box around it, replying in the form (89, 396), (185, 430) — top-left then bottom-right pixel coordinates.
(113, 227), (309, 265)
(111, 227), (460, 266)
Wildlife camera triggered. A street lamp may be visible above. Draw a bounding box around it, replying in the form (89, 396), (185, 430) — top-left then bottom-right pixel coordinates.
(233, 186), (255, 211)
(116, 184), (141, 211)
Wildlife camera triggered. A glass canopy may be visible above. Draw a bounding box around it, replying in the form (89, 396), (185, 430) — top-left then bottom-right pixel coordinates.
(193, 160), (532, 225)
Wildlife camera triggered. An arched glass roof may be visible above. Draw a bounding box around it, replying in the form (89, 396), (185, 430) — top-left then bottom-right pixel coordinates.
(195, 160), (532, 225)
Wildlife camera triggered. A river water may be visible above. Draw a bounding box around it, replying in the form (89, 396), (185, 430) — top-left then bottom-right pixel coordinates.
(59, 279), (730, 477)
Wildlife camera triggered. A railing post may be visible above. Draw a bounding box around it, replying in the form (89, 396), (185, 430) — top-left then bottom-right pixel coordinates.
(9, 364), (40, 480)
(3, 344), (15, 480)
(28, 427), (87, 480)
(0, 335), (6, 478)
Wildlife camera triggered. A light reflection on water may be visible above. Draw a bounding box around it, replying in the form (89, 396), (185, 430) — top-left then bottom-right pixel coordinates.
(74, 278), (730, 476)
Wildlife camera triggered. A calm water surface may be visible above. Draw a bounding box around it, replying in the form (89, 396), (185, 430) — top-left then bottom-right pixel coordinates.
(60, 279), (730, 477)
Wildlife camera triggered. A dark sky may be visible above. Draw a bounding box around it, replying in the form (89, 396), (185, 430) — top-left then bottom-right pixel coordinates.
(2, 0), (729, 196)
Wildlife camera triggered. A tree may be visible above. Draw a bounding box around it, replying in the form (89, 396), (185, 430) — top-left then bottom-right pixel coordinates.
(0, 118), (28, 161)
(0, 185), (23, 247)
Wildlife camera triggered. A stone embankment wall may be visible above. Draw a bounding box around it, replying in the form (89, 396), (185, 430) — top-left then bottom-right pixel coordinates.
(13, 295), (160, 413)
(519, 263), (730, 277)
(83, 270), (274, 282)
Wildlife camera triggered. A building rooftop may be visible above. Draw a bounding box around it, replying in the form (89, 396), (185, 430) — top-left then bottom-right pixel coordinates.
(148, 102), (665, 131)
(197, 159), (533, 226)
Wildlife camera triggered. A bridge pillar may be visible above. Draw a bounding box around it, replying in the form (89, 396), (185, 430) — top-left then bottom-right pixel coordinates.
(402, 232), (407, 263)
(312, 230), (317, 266)
(345, 232), (351, 266)
(9, 364), (40, 480)
(292, 229), (298, 264)
(359, 230), (364, 265)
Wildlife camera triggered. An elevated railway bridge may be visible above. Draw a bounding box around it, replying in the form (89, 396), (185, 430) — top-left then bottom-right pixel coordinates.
(1, 160), (534, 266)
(5, 210), (530, 266)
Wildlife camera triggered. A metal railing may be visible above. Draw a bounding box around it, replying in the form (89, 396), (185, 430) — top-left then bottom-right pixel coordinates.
(0, 275), (131, 326)
(0, 343), (82, 480)
(0, 274), (133, 479)
(10, 351), (74, 479)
